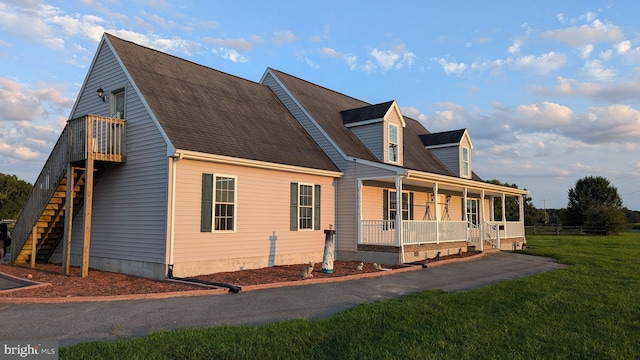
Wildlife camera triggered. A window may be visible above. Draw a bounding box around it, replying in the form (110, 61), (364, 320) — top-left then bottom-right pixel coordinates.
(290, 183), (321, 231)
(466, 198), (479, 225)
(462, 147), (470, 177)
(111, 88), (125, 119)
(388, 124), (398, 163)
(201, 174), (236, 232)
(383, 190), (413, 228)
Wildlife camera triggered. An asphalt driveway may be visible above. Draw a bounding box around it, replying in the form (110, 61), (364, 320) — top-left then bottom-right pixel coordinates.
(0, 252), (565, 347)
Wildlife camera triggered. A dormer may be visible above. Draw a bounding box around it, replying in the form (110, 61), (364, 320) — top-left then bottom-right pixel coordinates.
(420, 129), (473, 178)
(341, 100), (406, 166)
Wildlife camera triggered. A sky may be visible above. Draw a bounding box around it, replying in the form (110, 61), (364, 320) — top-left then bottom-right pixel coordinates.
(1, 0), (640, 211)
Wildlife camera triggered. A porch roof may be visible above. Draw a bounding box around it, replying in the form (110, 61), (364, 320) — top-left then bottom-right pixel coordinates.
(363, 169), (528, 197)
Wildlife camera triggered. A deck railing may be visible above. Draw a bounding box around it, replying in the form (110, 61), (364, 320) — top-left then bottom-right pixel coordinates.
(360, 220), (468, 246)
(360, 219), (523, 248)
(11, 115), (125, 263)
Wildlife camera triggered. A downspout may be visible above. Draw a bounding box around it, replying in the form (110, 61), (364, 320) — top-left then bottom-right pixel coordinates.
(168, 152), (183, 278)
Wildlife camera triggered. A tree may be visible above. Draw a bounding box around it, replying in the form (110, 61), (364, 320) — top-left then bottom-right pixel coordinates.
(566, 176), (624, 231)
(0, 173), (32, 219)
(584, 206), (628, 235)
(485, 179), (543, 226)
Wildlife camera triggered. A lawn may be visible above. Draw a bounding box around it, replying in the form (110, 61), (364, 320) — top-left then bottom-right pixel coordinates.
(61, 233), (640, 359)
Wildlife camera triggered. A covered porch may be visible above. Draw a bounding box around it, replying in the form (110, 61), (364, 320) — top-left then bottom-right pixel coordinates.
(356, 170), (527, 264)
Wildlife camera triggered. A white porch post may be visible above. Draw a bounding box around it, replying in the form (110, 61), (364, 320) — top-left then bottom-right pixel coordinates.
(395, 176), (404, 263)
(481, 190), (486, 223)
(434, 183), (439, 244)
(501, 193), (507, 222)
(463, 188), (468, 222)
(357, 179), (363, 245)
(519, 194), (525, 224)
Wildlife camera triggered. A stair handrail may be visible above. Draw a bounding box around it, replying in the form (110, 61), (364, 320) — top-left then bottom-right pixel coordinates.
(10, 123), (72, 263)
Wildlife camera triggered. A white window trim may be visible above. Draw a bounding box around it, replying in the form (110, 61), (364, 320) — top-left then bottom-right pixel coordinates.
(388, 123), (399, 164)
(462, 146), (470, 178)
(213, 174), (237, 233)
(297, 182), (315, 231)
(389, 190), (411, 221)
(466, 198), (479, 225)
(110, 88), (126, 119)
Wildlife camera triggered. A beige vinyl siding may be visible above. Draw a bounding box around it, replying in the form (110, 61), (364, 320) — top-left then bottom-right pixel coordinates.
(56, 40), (170, 274)
(385, 107), (403, 165)
(350, 123), (384, 161)
(172, 159), (335, 275)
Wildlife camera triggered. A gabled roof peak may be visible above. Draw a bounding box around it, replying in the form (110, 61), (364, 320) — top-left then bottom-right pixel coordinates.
(419, 128), (469, 148)
(340, 100), (395, 125)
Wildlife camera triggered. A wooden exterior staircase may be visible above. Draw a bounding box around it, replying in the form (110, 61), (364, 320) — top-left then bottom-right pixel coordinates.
(11, 115), (125, 275)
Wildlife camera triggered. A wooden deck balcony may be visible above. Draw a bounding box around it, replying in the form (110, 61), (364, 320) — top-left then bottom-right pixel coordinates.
(10, 114), (125, 268)
(67, 115), (126, 163)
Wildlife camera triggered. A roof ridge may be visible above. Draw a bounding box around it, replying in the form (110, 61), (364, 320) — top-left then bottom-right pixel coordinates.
(268, 68), (372, 109)
(105, 32), (264, 88)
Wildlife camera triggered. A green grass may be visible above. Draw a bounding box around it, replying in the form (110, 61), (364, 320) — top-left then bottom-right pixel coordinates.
(61, 233), (640, 359)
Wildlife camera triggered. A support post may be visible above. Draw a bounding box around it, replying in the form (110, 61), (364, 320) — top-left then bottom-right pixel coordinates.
(81, 143), (95, 278)
(62, 164), (74, 275)
(434, 183), (439, 244)
(30, 224), (37, 268)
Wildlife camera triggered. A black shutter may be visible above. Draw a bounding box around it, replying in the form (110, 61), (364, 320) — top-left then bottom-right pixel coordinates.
(201, 174), (213, 232)
(383, 189), (389, 221)
(409, 192), (414, 220)
(314, 184), (321, 230)
(290, 183), (298, 231)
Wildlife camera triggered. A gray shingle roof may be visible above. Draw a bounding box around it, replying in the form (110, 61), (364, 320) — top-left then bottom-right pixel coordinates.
(105, 34), (339, 173)
(340, 101), (395, 125)
(419, 129), (467, 147)
(269, 69), (459, 177)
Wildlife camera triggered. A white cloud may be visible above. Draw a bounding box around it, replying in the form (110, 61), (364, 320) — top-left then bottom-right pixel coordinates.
(508, 39), (523, 54)
(211, 47), (249, 63)
(319, 47), (358, 70)
(320, 47), (339, 57)
(542, 19), (624, 48)
(510, 51), (567, 74)
(271, 30), (295, 45)
(205, 37), (256, 52)
(362, 46), (415, 73)
(369, 47), (415, 71)
(583, 59), (616, 81)
(579, 44), (593, 59)
(438, 59), (467, 75)
(568, 104), (640, 143)
(515, 102), (573, 129)
(532, 76), (640, 103)
(616, 40), (631, 54)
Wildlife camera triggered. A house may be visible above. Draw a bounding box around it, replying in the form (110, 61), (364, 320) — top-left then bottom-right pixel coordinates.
(11, 33), (527, 279)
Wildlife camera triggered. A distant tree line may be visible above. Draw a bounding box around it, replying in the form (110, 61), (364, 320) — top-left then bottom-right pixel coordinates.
(0, 172), (32, 220)
(488, 175), (633, 235)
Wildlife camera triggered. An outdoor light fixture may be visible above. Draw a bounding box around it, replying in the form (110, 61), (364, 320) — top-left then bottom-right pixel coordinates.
(97, 87), (105, 101)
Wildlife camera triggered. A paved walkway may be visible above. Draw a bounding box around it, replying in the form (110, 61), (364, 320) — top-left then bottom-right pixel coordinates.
(0, 252), (565, 347)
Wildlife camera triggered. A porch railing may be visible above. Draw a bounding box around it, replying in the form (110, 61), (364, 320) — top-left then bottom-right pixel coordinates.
(360, 219), (524, 248)
(11, 115), (125, 263)
(360, 220), (468, 246)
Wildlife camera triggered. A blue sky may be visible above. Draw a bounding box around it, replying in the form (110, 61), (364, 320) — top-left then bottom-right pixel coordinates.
(1, 0), (640, 211)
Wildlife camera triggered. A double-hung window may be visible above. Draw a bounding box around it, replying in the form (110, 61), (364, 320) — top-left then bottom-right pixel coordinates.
(462, 147), (470, 177)
(383, 190), (413, 229)
(388, 124), (398, 163)
(466, 198), (479, 225)
(290, 182), (321, 231)
(201, 174), (236, 232)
